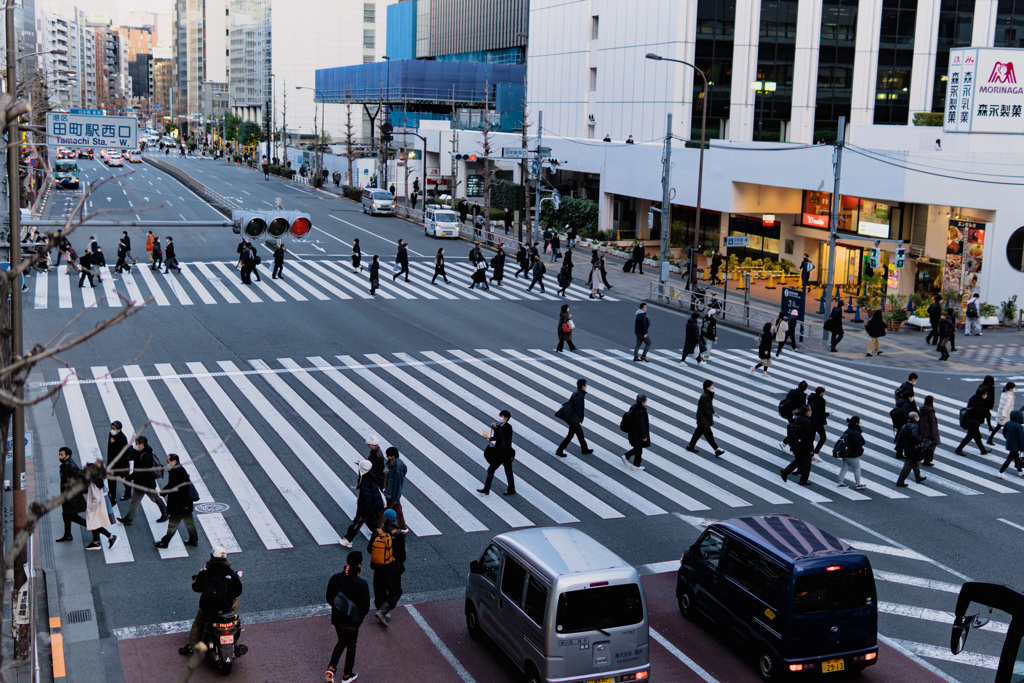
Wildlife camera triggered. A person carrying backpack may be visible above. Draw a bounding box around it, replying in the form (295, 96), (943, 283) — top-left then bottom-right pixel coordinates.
(339, 460), (385, 549)
(620, 394), (650, 470)
(998, 410), (1024, 479)
(835, 416), (867, 489)
(155, 454), (198, 549)
(780, 405), (815, 485)
(955, 389), (991, 456)
(180, 547), (243, 656)
(325, 551), (370, 683)
(895, 413), (928, 488)
(368, 509), (406, 627)
(118, 435), (168, 526)
(964, 293), (982, 336)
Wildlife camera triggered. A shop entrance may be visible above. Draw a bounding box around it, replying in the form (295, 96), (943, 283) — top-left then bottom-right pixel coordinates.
(817, 243), (865, 291)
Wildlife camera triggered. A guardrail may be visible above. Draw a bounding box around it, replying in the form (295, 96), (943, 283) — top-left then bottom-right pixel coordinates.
(648, 278), (822, 342)
(142, 156), (241, 217)
(394, 204), (528, 252)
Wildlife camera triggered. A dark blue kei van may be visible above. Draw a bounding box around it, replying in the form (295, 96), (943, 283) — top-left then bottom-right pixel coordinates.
(677, 514), (878, 681)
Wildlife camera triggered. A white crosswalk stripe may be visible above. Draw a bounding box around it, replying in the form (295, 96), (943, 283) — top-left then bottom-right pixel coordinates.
(31, 260), (620, 308)
(47, 348), (1020, 568)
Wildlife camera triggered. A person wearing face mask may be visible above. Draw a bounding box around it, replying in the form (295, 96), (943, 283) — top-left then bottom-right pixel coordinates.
(118, 435), (169, 526)
(107, 421), (132, 504)
(478, 410), (516, 496)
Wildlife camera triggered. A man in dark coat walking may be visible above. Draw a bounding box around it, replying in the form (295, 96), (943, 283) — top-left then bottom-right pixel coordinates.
(118, 435), (168, 525)
(163, 236), (180, 273)
(808, 386), (830, 454)
(620, 394), (650, 469)
(709, 251), (723, 284)
(56, 447), (89, 542)
(155, 454), (198, 548)
(633, 303), (651, 361)
(955, 389), (992, 455)
(107, 421), (132, 503)
(924, 295), (943, 345)
(630, 242), (645, 274)
(339, 460), (385, 548)
(325, 551), (370, 683)
(272, 243), (285, 279)
(527, 259), (546, 293)
(895, 413), (928, 487)
(686, 380), (725, 456)
(479, 410), (515, 495)
(555, 379), (593, 457)
(392, 239), (409, 282)
(781, 405), (815, 485)
(680, 312), (703, 364)
(827, 301), (844, 351)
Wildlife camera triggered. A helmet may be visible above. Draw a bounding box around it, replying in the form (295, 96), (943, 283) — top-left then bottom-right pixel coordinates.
(211, 546), (227, 559)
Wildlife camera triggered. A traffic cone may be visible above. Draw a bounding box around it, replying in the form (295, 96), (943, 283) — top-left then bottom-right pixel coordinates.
(852, 302), (863, 323)
(845, 294), (855, 313)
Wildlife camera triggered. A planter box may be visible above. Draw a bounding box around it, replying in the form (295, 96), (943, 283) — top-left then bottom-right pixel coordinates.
(906, 315), (931, 330)
(981, 315), (1000, 328)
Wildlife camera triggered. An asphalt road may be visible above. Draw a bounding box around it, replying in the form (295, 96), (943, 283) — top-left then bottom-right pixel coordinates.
(23, 153), (1024, 683)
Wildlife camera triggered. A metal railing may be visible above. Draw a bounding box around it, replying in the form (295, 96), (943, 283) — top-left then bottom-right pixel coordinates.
(394, 203), (527, 252)
(648, 277), (822, 341)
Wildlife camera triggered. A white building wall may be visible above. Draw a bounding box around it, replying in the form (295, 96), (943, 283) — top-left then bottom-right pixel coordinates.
(205, 0), (228, 83)
(909, 0), (941, 114)
(790, 0), (823, 143)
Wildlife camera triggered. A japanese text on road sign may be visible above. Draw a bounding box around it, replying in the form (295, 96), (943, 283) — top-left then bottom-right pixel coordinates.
(45, 112), (138, 150)
(725, 235), (750, 247)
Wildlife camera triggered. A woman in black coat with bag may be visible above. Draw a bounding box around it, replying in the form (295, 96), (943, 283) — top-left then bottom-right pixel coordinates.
(490, 247), (506, 286)
(826, 302), (844, 352)
(865, 309), (886, 356)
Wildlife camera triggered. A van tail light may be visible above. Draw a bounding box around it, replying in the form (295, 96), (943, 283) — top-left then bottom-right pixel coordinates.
(862, 652), (877, 661)
(825, 565), (841, 571)
(789, 664), (805, 672)
(590, 581), (609, 587)
(621, 671), (649, 681)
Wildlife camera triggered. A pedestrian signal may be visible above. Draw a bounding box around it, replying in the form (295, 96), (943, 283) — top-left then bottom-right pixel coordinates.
(895, 247), (906, 268)
(869, 248), (881, 269)
(232, 210), (312, 239)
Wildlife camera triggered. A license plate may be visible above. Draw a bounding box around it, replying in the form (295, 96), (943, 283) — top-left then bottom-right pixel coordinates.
(588, 679), (613, 683)
(219, 635), (234, 645)
(822, 658), (844, 673)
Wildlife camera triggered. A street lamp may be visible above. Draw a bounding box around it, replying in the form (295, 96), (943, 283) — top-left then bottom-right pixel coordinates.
(750, 80), (777, 142)
(645, 52), (708, 291)
(295, 85), (325, 177)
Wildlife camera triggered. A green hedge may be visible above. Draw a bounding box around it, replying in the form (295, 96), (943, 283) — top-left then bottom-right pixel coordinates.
(341, 185), (362, 201)
(265, 165), (296, 179)
(539, 197), (599, 237)
(490, 180), (523, 211)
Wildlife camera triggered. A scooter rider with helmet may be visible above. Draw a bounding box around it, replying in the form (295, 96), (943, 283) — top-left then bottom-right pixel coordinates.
(179, 547), (243, 656)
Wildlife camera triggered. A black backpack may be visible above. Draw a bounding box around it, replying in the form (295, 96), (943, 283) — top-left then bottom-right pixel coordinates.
(200, 573), (233, 614)
(832, 432), (851, 459)
(778, 398), (792, 419)
(785, 421), (803, 448)
(966, 301), (979, 319)
(619, 409), (634, 433)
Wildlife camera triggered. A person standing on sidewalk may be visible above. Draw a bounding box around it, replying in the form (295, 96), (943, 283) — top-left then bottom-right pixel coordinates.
(368, 508), (406, 628)
(155, 454), (198, 548)
(836, 416), (867, 490)
(955, 389), (992, 455)
(680, 312), (703, 364)
(997, 410), (1024, 478)
(751, 322), (774, 376)
(827, 301), (845, 352)
(895, 413), (928, 488)
(555, 379), (593, 457)
(383, 447), (408, 531)
(919, 395), (940, 467)
(556, 304), (576, 352)
(865, 310), (886, 356)
(620, 395), (650, 470)
(339, 460), (385, 548)
(118, 436), (169, 526)
(325, 551), (369, 683)
(700, 310), (718, 361)
(989, 382), (1016, 445)
(633, 303), (651, 361)
(809, 386), (830, 455)
(479, 410), (516, 495)
(937, 310), (955, 361)
(686, 380), (725, 457)
(925, 295), (943, 345)
(780, 405), (815, 485)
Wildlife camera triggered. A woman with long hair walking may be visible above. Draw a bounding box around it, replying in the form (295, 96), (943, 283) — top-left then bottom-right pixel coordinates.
(557, 304), (577, 352)
(431, 248), (450, 284)
(751, 322), (774, 376)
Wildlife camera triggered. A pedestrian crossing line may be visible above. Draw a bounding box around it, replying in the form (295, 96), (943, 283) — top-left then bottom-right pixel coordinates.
(247, 359), (440, 537)
(282, 261), (352, 300)
(873, 570), (962, 594)
(320, 261), (394, 299)
(636, 350), (881, 501)
(155, 364), (292, 550)
(123, 365), (240, 553)
(404, 263), (464, 300)
(190, 263), (240, 303)
(57, 268), (72, 308)
(254, 264), (308, 301)
(160, 267), (194, 305)
(707, 351), (962, 497)
(91, 367), (188, 559)
(515, 348), (759, 509)
(550, 349), (794, 506)
(365, 352), (580, 524)
(837, 539), (932, 561)
(211, 262), (263, 303)
(57, 368), (135, 563)
(185, 361), (340, 545)
(382, 266), (441, 300)
(33, 267), (47, 309)
(99, 268), (120, 307)
(883, 636), (1000, 670)
(118, 269), (146, 307)
(135, 266), (172, 306)
(273, 261), (333, 301)
(177, 264), (218, 304)
(392, 352), (624, 520)
(302, 261), (372, 299)
(81, 275), (98, 308)
(290, 357), (486, 533)
(248, 267), (285, 302)
(336, 354), (536, 528)
(752, 352), (1020, 492)
(879, 602), (1009, 634)
(439, 350), (669, 516)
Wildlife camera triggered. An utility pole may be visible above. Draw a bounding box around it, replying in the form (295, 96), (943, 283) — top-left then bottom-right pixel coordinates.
(532, 110), (543, 247)
(659, 112), (672, 284)
(5, 0), (28, 659)
(822, 116), (845, 342)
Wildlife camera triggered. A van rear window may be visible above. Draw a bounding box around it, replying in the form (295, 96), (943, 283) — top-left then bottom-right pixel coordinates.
(793, 567), (874, 615)
(555, 583), (643, 634)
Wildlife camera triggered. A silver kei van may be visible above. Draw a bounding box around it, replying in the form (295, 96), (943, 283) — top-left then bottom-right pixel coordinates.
(361, 187), (395, 215)
(466, 527), (650, 683)
(423, 204), (461, 238)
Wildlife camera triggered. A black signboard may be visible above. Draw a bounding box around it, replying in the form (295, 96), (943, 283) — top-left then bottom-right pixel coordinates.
(466, 174), (484, 197)
(781, 286), (805, 320)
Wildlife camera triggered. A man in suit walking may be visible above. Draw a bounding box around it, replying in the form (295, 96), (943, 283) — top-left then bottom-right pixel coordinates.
(392, 239), (409, 282)
(155, 454), (198, 548)
(478, 410), (515, 495)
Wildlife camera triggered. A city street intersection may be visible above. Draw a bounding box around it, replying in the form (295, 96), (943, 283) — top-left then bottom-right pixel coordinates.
(24, 155), (1024, 682)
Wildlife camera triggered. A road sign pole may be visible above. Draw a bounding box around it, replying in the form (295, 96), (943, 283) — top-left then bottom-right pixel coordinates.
(532, 110), (542, 247)
(823, 116), (845, 344)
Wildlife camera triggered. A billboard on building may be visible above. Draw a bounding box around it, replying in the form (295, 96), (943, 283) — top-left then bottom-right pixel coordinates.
(945, 48), (1024, 133)
(943, 220), (985, 293)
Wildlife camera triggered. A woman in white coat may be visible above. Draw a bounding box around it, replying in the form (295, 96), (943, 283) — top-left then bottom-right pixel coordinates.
(85, 461), (118, 550)
(989, 382), (1016, 445)
(589, 263), (605, 299)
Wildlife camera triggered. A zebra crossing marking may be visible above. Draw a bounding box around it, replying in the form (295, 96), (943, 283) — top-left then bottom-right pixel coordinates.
(190, 263), (239, 303)
(134, 267), (171, 306)
(178, 264), (217, 305)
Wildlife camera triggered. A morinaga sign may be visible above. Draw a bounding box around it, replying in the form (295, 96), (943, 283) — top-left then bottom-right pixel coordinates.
(945, 48), (1024, 133)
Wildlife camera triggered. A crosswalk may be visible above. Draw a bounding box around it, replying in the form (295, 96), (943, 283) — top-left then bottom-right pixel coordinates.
(45, 345), (1024, 568)
(30, 258), (617, 309)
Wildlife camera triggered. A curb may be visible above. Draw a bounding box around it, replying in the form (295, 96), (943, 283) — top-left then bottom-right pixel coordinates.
(45, 571), (65, 681)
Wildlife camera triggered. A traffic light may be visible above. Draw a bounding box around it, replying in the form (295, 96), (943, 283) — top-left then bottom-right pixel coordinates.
(869, 247), (881, 269)
(232, 210), (312, 239)
(380, 122), (393, 143)
(895, 247), (907, 268)
(451, 153), (478, 162)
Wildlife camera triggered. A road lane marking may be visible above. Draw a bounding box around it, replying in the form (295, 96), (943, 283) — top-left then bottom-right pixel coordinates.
(882, 635), (998, 673)
(328, 214), (425, 255)
(650, 628), (718, 682)
(998, 517), (1024, 533)
(405, 604), (477, 683)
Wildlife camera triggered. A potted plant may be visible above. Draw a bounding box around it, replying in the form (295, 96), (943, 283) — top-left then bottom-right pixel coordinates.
(883, 294), (909, 331)
(1001, 295), (1018, 326)
(979, 302), (1000, 329)
(857, 275), (885, 313)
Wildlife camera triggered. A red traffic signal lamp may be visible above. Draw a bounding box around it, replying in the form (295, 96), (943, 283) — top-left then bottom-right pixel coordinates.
(451, 153), (479, 162)
(232, 210), (312, 239)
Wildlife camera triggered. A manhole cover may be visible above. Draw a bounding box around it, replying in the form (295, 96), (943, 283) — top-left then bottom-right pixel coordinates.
(194, 502), (229, 514)
(66, 609), (92, 624)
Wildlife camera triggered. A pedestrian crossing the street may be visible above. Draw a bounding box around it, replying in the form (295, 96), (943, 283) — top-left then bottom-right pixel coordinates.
(29, 259), (617, 309)
(44, 345), (1024, 569)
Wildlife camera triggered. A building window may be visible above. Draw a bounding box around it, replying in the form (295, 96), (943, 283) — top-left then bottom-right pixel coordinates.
(590, 68), (597, 91)
(874, 0), (917, 124)
(932, 0), (975, 113)
(364, 3), (376, 23)
(996, 0), (1024, 46)
(364, 54), (375, 64)
(592, 15), (599, 39)
(755, 0), (799, 141)
(694, 0), (737, 140)
(363, 29), (375, 50)
(815, 0), (857, 140)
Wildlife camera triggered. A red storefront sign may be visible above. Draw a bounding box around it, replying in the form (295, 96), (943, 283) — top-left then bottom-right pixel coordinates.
(803, 213), (829, 228)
